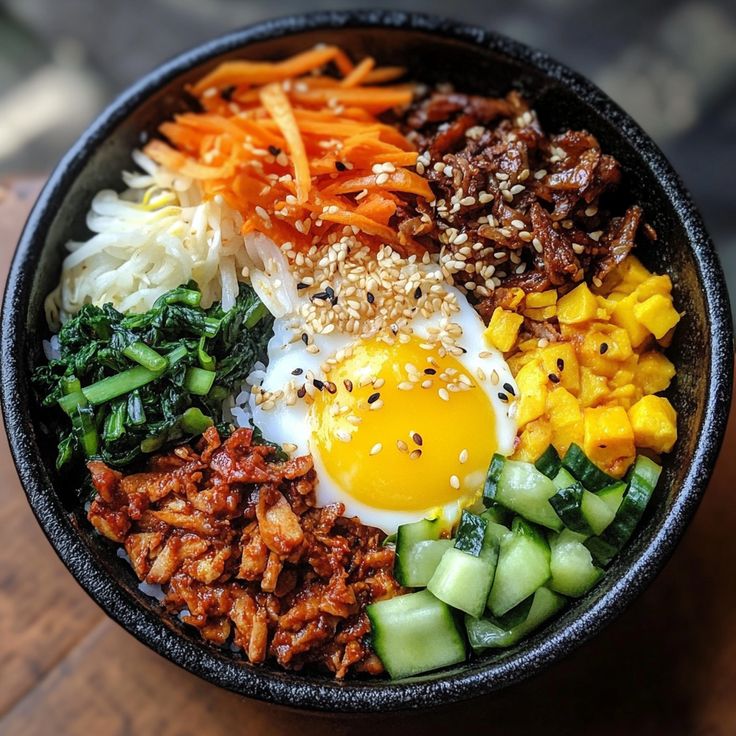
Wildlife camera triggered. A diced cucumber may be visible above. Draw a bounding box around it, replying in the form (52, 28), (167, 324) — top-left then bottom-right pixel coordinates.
(397, 539), (453, 587)
(466, 587), (566, 650)
(481, 504), (510, 526)
(585, 456), (661, 566)
(580, 488), (616, 535)
(552, 467), (577, 490)
(484, 457), (563, 531)
(488, 517), (551, 616)
(482, 453), (506, 504)
(394, 518), (446, 587)
(535, 445), (562, 478)
(367, 589), (466, 679)
(454, 510), (488, 556)
(562, 443), (617, 491)
(549, 481), (592, 535)
(550, 480), (617, 536)
(596, 481), (627, 514)
(428, 514), (502, 617)
(549, 530), (603, 597)
(427, 546), (498, 618)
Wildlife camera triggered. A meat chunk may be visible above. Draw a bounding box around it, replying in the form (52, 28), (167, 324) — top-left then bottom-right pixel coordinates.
(86, 428), (398, 678)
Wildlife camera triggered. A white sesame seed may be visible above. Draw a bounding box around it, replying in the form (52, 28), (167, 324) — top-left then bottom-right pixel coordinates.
(336, 430), (352, 443)
(439, 387), (450, 401)
(509, 184), (525, 195)
(370, 443), (383, 456)
(534, 169), (548, 180)
(449, 475), (460, 489)
(375, 172), (390, 186)
(511, 219), (526, 230)
(459, 449), (469, 464)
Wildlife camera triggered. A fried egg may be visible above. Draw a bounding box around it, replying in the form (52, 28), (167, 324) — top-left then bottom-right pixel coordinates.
(246, 235), (518, 533)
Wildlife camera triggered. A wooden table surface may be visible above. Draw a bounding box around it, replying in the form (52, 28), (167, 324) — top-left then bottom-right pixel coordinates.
(1, 178), (734, 736)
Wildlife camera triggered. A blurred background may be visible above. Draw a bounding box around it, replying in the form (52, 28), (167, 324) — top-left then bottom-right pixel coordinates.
(0, 0), (734, 299)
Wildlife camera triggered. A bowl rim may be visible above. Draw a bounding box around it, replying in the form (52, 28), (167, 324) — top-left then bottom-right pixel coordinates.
(1, 9), (733, 713)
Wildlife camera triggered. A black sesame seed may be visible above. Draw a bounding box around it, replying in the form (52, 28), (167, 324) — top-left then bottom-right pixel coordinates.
(297, 386), (306, 399)
(412, 432), (423, 446)
(291, 368), (303, 376)
(326, 382), (337, 394)
(296, 282), (309, 290)
(335, 161), (347, 171)
(424, 368), (437, 375)
(367, 291), (375, 304)
(220, 85), (236, 101)
(311, 291), (329, 301)
(367, 392), (380, 404)
(313, 379), (324, 391)
(301, 333), (309, 345)
(414, 286), (422, 300)
(599, 342), (609, 354)
(268, 145), (282, 156)
(557, 358), (565, 371)
(548, 373), (560, 384)
(344, 379), (353, 392)
(498, 392), (509, 402)
(503, 382), (515, 396)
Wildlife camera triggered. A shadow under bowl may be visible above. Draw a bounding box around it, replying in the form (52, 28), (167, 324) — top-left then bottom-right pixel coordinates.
(1, 9), (732, 714)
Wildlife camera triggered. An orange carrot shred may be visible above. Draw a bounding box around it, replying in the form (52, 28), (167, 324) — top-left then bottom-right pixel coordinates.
(259, 83), (311, 203)
(340, 57), (376, 87)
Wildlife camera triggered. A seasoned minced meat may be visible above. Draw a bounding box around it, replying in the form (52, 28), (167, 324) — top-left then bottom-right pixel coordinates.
(394, 87), (654, 317)
(87, 426), (401, 678)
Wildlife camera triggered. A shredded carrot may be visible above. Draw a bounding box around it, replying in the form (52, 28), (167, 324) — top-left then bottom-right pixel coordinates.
(144, 45), (431, 254)
(362, 66), (407, 84)
(259, 83), (311, 203)
(191, 46), (350, 94)
(340, 57), (376, 87)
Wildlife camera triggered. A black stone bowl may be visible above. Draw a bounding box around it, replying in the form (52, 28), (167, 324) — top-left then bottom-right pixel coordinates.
(1, 10), (733, 714)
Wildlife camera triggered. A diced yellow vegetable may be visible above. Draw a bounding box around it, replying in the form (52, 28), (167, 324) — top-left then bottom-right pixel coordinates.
(518, 338), (540, 352)
(525, 306), (557, 321)
(583, 406), (636, 477)
(525, 290), (558, 309)
(484, 308), (524, 352)
(628, 395), (678, 453)
(539, 342), (580, 394)
(634, 274), (672, 300)
(507, 351), (536, 376)
(557, 283), (598, 324)
(579, 367), (609, 407)
(611, 292), (651, 348)
(633, 295), (681, 339)
(579, 330), (620, 378)
(505, 288), (526, 309)
(606, 384), (639, 410)
(515, 359), (548, 428)
(513, 419), (553, 462)
(616, 256), (651, 290)
(547, 386), (583, 456)
(635, 351), (676, 395)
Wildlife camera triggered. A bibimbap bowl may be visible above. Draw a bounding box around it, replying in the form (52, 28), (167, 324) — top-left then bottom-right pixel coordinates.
(1, 10), (732, 712)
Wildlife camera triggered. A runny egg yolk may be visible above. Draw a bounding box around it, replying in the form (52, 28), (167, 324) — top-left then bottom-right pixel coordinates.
(309, 336), (499, 512)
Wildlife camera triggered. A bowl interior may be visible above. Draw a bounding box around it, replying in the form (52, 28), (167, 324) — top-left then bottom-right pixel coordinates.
(5, 16), (732, 711)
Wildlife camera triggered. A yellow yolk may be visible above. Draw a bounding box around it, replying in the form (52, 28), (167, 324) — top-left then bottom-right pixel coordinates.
(310, 336), (499, 512)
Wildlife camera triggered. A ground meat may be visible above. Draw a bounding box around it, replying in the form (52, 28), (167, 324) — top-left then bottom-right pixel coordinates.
(394, 87), (654, 319)
(87, 426), (402, 678)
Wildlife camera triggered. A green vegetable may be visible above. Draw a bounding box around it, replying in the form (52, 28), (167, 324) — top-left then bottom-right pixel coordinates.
(33, 283), (273, 471)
